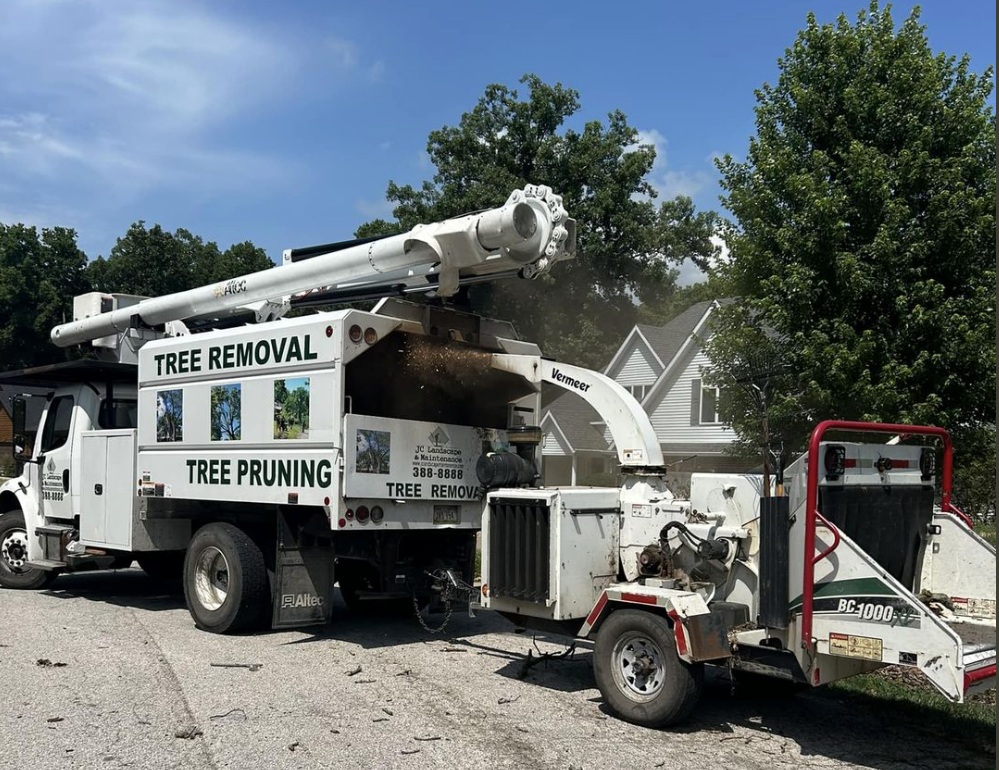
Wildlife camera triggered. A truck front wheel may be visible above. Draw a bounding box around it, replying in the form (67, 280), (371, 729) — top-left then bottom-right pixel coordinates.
(183, 523), (270, 634)
(593, 609), (703, 728)
(0, 512), (57, 590)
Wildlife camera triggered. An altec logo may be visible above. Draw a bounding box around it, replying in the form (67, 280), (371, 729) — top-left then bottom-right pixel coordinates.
(551, 368), (591, 393)
(280, 593), (323, 609)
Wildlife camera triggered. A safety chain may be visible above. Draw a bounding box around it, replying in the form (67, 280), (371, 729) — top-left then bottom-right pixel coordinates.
(411, 592), (453, 635)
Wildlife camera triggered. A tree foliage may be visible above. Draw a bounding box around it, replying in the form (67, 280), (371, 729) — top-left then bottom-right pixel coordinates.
(356, 74), (719, 368)
(87, 223), (272, 297)
(0, 223), (89, 368)
(707, 5), (996, 467)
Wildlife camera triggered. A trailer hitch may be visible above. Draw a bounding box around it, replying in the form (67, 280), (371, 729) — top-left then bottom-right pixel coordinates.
(412, 569), (477, 634)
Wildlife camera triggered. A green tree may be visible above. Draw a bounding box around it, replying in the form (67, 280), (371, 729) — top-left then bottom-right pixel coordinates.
(87, 224), (273, 297)
(0, 223), (90, 368)
(708, 5), (995, 471)
(356, 75), (719, 368)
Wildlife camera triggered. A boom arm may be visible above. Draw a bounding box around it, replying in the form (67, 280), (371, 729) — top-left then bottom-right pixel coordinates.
(51, 185), (574, 347)
(491, 354), (665, 469)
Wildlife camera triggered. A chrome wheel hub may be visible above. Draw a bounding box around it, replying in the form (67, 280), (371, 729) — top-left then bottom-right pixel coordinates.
(1, 529), (29, 572)
(194, 546), (229, 611)
(612, 633), (666, 700)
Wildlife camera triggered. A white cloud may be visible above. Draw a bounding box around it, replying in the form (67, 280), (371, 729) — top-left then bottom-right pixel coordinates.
(632, 127), (719, 202)
(659, 169), (714, 199)
(0, 0), (377, 239)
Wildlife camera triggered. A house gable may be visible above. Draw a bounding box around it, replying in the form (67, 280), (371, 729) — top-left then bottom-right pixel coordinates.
(645, 328), (737, 445)
(603, 328), (664, 386)
(541, 412), (573, 456)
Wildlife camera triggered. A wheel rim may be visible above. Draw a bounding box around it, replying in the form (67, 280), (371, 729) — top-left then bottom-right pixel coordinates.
(194, 546), (230, 611)
(1, 528), (30, 573)
(611, 632), (667, 701)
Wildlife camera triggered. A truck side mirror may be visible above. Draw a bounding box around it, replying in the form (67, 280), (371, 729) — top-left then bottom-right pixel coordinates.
(11, 397), (28, 460)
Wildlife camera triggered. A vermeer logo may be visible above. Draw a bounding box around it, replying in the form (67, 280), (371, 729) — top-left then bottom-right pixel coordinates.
(551, 368), (591, 393)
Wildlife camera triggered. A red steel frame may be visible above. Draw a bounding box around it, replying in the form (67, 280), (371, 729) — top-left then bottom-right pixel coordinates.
(800, 420), (971, 648)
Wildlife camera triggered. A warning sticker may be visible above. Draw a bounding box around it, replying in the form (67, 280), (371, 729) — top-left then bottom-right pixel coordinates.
(829, 632), (883, 661)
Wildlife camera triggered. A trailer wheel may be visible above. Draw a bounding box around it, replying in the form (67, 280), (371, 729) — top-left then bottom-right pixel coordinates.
(0, 512), (57, 590)
(183, 523), (270, 634)
(593, 609), (703, 728)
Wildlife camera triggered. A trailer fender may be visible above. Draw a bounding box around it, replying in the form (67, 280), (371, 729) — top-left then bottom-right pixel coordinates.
(580, 586), (720, 663)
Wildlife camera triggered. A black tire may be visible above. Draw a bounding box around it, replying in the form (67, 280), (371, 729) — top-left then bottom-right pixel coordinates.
(183, 523), (270, 634)
(593, 609), (703, 728)
(136, 551), (185, 581)
(0, 511), (57, 590)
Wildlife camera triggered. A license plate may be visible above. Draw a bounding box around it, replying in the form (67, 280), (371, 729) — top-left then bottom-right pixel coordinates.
(433, 505), (460, 525)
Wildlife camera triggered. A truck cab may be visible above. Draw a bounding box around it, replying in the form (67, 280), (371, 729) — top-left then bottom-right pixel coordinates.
(0, 361), (138, 587)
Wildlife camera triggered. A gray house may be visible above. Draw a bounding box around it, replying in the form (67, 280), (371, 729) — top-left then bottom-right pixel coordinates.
(541, 299), (754, 493)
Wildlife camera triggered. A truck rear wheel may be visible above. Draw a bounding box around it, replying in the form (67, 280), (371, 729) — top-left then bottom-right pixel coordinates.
(0, 512), (57, 590)
(593, 609), (703, 728)
(183, 523), (270, 634)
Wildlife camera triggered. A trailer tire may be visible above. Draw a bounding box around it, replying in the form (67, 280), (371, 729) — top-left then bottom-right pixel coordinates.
(593, 609), (703, 728)
(183, 523), (270, 634)
(0, 512), (57, 590)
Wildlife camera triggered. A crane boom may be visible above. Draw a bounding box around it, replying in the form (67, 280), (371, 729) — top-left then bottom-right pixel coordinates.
(51, 185), (574, 348)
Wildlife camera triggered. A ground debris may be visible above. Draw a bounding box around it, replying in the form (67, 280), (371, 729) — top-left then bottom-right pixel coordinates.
(394, 669), (411, 677)
(36, 658), (68, 668)
(497, 696), (520, 705)
(354, 678), (376, 684)
(287, 741), (300, 752)
(401, 749), (421, 755)
(382, 707), (394, 716)
(174, 725), (203, 740)
(440, 647), (467, 653)
(210, 662), (262, 672)
(517, 637), (579, 679)
(346, 665), (363, 677)
(209, 708), (247, 722)
(46, 716), (64, 723)
(414, 736), (442, 742)
(373, 717), (389, 723)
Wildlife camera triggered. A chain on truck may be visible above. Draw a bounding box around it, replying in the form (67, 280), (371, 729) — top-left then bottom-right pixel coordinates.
(1, 184), (994, 729)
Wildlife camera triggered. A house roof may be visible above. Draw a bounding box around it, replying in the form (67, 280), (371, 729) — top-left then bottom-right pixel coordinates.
(634, 298), (735, 370)
(543, 298), (736, 456)
(543, 392), (609, 452)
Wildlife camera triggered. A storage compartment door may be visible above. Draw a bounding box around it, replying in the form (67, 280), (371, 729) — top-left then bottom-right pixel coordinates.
(80, 435), (108, 544)
(103, 433), (135, 549)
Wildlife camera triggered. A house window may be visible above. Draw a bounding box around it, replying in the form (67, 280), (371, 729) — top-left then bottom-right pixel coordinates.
(626, 384), (649, 402)
(700, 386), (721, 424)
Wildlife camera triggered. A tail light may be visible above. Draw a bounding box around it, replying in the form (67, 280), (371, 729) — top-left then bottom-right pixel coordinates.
(355, 505), (370, 522)
(345, 508), (354, 520)
(919, 448), (936, 481)
(363, 327), (378, 345)
(824, 445), (846, 479)
(348, 324), (363, 343)
(369, 505), (384, 523)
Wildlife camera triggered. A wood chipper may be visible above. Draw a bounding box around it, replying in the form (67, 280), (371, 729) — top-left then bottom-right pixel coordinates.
(477, 350), (995, 727)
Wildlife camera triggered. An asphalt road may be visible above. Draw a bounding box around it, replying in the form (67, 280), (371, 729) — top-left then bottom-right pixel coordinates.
(0, 569), (992, 770)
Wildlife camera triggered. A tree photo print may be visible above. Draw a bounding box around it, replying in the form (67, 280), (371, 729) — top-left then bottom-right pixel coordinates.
(356, 429), (390, 474)
(156, 389), (183, 442)
(211, 384), (241, 441)
(274, 377), (309, 439)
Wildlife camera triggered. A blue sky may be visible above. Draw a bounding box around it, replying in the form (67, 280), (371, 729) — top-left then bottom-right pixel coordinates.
(1, 1), (994, 286)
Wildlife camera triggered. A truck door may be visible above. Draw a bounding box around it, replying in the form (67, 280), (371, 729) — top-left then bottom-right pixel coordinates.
(36, 394), (77, 521)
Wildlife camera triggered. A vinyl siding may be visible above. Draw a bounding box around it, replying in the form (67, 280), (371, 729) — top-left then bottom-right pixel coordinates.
(647, 344), (737, 444)
(542, 416), (571, 456)
(610, 339), (661, 386)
